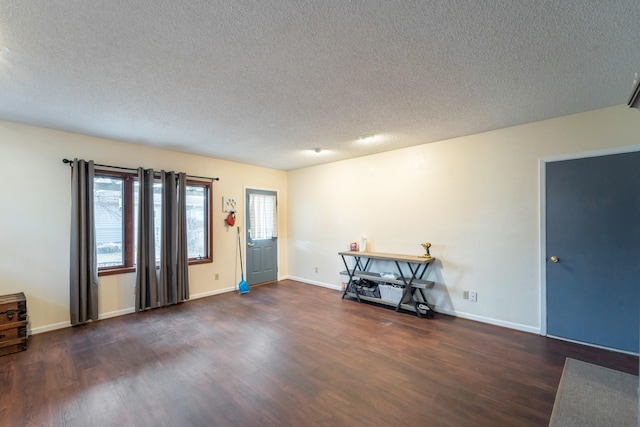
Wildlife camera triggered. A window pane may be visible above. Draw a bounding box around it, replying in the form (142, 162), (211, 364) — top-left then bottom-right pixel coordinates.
(95, 176), (124, 267)
(133, 181), (162, 264)
(186, 185), (206, 258)
(249, 193), (277, 240)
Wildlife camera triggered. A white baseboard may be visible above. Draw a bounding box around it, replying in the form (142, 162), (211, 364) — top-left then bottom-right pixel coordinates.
(284, 275), (342, 291)
(29, 280), (540, 337)
(29, 307), (137, 335)
(30, 321), (71, 335)
(30, 287), (237, 335)
(435, 307), (541, 335)
(190, 286), (236, 299)
(99, 307), (136, 320)
(287, 276), (540, 335)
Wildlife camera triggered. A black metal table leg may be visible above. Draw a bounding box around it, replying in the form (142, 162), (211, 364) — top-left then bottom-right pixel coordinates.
(393, 260), (423, 318)
(340, 254), (361, 302)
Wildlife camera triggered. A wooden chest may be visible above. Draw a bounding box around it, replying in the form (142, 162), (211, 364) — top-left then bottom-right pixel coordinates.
(0, 292), (29, 356)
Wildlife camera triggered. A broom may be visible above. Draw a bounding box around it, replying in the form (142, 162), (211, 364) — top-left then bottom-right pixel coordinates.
(237, 227), (250, 294)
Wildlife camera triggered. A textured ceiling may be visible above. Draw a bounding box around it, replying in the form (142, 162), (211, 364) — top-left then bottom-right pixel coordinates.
(0, 1), (639, 170)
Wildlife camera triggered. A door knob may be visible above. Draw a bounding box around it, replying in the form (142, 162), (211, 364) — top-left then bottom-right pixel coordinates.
(247, 243), (255, 247)
(550, 256), (559, 263)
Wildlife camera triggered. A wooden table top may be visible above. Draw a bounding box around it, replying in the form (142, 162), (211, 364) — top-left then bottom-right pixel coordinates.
(338, 251), (436, 264)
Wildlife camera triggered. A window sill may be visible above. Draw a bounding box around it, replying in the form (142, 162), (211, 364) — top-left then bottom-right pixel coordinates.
(98, 266), (136, 277)
(98, 259), (212, 276)
(189, 258), (213, 266)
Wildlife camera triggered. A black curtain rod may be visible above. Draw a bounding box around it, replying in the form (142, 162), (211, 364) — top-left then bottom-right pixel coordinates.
(62, 159), (219, 182)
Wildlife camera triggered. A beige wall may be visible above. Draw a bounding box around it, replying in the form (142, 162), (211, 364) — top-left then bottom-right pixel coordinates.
(2, 105), (639, 334)
(0, 120), (288, 332)
(287, 105), (640, 332)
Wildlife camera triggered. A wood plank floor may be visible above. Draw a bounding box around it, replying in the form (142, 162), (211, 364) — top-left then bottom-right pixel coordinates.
(1, 280), (637, 426)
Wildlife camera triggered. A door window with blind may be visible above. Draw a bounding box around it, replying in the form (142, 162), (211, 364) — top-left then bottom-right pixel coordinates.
(248, 193), (278, 240)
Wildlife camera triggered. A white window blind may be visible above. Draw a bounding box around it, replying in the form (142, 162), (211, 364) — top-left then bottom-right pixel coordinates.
(249, 193), (277, 240)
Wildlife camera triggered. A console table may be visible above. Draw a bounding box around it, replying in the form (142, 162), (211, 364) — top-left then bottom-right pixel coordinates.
(339, 251), (436, 318)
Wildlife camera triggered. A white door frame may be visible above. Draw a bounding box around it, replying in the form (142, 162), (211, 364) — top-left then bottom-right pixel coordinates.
(538, 144), (640, 337)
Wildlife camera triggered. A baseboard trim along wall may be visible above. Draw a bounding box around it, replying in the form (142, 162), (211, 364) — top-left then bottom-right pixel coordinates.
(30, 321), (72, 335)
(29, 286), (239, 335)
(190, 286), (237, 300)
(435, 307), (540, 335)
(285, 275), (342, 291)
(288, 276), (541, 335)
(29, 279), (540, 336)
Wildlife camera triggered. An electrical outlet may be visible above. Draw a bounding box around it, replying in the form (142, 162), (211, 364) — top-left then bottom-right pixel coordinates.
(470, 291), (477, 302)
(314, 267), (318, 273)
(215, 274), (219, 280)
(463, 290), (469, 299)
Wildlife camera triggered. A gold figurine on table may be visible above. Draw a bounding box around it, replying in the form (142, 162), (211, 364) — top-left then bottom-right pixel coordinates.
(421, 242), (432, 259)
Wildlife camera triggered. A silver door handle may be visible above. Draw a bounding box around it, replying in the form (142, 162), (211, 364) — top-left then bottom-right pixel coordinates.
(550, 256), (559, 263)
(247, 243), (255, 247)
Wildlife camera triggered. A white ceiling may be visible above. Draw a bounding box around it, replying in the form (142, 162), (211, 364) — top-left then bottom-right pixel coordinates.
(0, 1), (639, 170)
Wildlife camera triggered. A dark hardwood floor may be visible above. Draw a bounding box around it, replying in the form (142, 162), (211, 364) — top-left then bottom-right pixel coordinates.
(0, 280), (637, 426)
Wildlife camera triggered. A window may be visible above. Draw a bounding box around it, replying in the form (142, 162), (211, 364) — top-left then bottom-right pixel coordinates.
(133, 180), (163, 265)
(94, 170), (213, 275)
(95, 175), (127, 268)
(186, 184), (209, 260)
(248, 192), (278, 240)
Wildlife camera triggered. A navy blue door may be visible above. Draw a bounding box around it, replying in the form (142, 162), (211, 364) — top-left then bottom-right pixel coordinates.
(546, 151), (640, 352)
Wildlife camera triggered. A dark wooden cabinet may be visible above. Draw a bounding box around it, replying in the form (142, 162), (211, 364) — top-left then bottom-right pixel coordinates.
(0, 292), (28, 356)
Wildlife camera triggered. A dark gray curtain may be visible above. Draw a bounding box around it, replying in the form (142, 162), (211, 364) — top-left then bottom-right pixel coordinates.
(160, 171), (190, 304)
(136, 169), (189, 311)
(135, 168), (159, 311)
(175, 173), (190, 302)
(69, 159), (99, 325)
